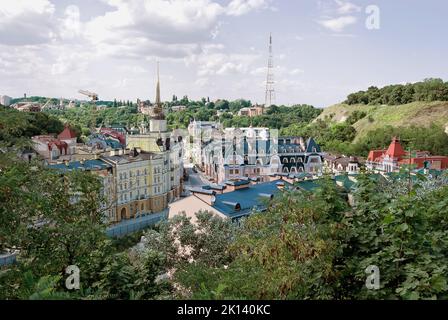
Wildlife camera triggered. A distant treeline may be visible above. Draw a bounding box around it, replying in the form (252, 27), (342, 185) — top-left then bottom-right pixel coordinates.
(346, 78), (448, 105)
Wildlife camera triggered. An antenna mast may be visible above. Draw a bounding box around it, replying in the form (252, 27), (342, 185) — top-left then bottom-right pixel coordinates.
(265, 33), (275, 107)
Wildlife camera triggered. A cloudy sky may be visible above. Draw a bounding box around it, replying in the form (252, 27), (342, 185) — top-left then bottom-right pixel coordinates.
(0, 0), (447, 108)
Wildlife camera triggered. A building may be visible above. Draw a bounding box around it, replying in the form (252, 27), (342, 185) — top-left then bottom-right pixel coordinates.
(187, 120), (221, 165)
(198, 127), (324, 183)
(237, 104), (265, 117)
(48, 146), (183, 225)
(0, 95), (12, 107)
(126, 64), (184, 208)
(278, 137), (324, 174)
(48, 159), (116, 224)
(32, 126), (77, 162)
(169, 179), (286, 223)
(12, 102), (41, 112)
(101, 149), (172, 222)
(323, 154), (362, 175)
(171, 105), (187, 112)
(366, 137), (448, 172)
(58, 125), (77, 155)
(32, 135), (69, 161)
(202, 127), (282, 183)
(87, 133), (123, 151)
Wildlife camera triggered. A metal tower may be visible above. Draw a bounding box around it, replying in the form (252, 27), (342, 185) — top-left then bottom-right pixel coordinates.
(264, 33), (275, 107)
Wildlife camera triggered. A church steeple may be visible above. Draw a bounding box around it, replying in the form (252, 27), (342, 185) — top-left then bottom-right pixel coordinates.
(152, 61), (165, 121)
(155, 61), (161, 107)
(149, 62), (167, 132)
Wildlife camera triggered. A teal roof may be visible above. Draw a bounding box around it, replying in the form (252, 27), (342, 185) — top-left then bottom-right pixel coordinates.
(296, 180), (320, 192)
(224, 179), (251, 186)
(48, 159), (111, 173)
(415, 168), (445, 177)
(334, 175), (356, 191)
(105, 139), (122, 149)
(212, 180), (286, 219)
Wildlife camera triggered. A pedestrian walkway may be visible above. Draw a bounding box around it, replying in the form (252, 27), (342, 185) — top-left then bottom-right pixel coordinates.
(106, 210), (168, 238)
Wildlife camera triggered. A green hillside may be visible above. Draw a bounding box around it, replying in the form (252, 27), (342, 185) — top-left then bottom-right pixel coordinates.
(316, 101), (448, 142)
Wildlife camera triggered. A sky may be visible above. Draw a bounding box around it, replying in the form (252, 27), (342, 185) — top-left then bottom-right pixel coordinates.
(0, 0), (447, 108)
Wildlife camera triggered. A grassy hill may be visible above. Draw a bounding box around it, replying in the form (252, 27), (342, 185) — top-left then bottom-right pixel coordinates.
(316, 101), (448, 142)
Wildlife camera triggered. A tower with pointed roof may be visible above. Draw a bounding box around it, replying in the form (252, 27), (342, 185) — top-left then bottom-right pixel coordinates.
(150, 62), (167, 133)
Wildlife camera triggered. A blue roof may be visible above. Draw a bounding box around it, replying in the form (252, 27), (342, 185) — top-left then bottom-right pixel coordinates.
(306, 137), (321, 153)
(202, 184), (226, 191)
(212, 180), (285, 218)
(48, 159), (111, 172)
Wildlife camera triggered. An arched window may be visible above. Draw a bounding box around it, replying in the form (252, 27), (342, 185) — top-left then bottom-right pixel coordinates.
(283, 158), (289, 164)
(120, 208), (127, 220)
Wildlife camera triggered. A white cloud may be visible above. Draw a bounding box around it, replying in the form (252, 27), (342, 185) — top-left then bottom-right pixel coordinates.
(334, 0), (361, 15)
(226, 0), (269, 16)
(81, 0), (269, 61)
(289, 68), (304, 76)
(195, 52), (259, 76)
(318, 15), (357, 32)
(59, 5), (82, 40)
(0, 0), (56, 45)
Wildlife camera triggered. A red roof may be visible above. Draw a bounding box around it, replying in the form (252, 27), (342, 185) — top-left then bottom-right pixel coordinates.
(58, 126), (77, 140)
(367, 150), (385, 162)
(385, 137), (406, 159)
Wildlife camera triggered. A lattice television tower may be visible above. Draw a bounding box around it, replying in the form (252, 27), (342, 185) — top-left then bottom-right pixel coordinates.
(265, 33), (275, 107)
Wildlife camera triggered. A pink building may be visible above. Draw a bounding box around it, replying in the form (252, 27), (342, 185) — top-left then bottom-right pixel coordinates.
(32, 126), (77, 162)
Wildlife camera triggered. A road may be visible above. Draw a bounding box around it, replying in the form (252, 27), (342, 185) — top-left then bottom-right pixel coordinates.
(183, 164), (211, 195)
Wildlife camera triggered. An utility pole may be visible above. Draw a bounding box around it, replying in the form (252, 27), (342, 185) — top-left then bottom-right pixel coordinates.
(265, 33), (275, 108)
(402, 138), (415, 196)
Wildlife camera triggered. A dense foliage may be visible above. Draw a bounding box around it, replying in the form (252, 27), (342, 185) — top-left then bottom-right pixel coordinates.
(45, 104), (144, 139)
(137, 173), (448, 300)
(346, 78), (448, 105)
(0, 153), (171, 300)
(282, 116), (448, 158)
(0, 107), (66, 149)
